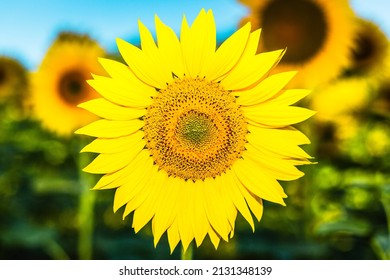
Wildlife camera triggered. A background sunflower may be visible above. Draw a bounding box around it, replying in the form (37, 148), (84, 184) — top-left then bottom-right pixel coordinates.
(0, 56), (29, 118)
(239, 0), (356, 88)
(344, 18), (389, 81)
(310, 77), (372, 158)
(30, 32), (106, 136)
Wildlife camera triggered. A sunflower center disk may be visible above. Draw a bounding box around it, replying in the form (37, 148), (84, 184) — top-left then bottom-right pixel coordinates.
(0, 67), (6, 85)
(352, 35), (375, 64)
(261, 0), (328, 64)
(144, 77), (247, 181)
(58, 70), (87, 105)
(177, 111), (217, 150)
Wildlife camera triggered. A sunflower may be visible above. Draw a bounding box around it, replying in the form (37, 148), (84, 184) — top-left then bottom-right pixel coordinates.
(76, 9), (314, 252)
(311, 77), (371, 143)
(311, 78), (371, 123)
(365, 124), (390, 157)
(345, 18), (389, 79)
(239, 0), (356, 88)
(0, 56), (28, 106)
(371, 76), (390, 118)
(31, 32), (106, 136)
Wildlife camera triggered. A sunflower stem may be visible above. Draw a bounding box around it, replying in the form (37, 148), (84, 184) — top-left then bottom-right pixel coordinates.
(77, 138), (96, 260)
(181, 244), (193, 260)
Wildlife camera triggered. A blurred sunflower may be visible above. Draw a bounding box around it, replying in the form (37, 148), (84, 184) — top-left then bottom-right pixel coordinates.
(365, 124), (390, 157)
(312, 78), (371, 124)
(76, 9), (314, 252)
(31, 32), (106, 136)
(239, 0), (356, 88)
(371, 77), (390, 118)
(0, 56), (29, 112)
(346, 18), (389, 79)
(311, 78), (371, 151)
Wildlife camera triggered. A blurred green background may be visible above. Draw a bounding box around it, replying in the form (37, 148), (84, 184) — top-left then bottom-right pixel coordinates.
(0, 0), (389, 260)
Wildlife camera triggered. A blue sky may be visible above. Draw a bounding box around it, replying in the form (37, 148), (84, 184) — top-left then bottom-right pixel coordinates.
(0, 0), (389, 70)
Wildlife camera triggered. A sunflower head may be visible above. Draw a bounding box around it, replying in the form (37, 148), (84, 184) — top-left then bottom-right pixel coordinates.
(31, 31), (106, 136)
(371, 78), (390, 119)
(311, 78), (371, 122)
(0, 56), (29, 112)
(258, 0), (327, 64)
(240, 0), (356, 88)
(310, 77), (373, 160)
(76, 9), (314, 252)
(365, 124), (390, 157)
(345, 18), (389, 79)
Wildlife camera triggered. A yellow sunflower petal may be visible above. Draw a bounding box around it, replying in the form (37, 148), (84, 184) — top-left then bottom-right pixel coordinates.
(231, 171), (264, 225)
(203, 177), (230, 241)
(247, 126), (312, 159)
(92, 149), (148, 190)
(221, 49), (285, 90)
(155, 15), (185, 77)
(214, 28), (261, 82)
(203, 23), (251, 80)
(88, 75), (153, 108)
(83, 140), (144, 174)
(249, 124), (310, 144)
(208, 227), (221, 250)
(167, 220), (181, 253)
(265, 89), (311, 106)
(81, 130), (144, 154)
(123, 174), (156, 221)
(98, 57), (132, 80)
(123, 165), (159, 221)
(244, 145), (304, 181)
(180, 14), (190, 41)
(97, 58), (158, 97)
(130, 168), (167, 232)
(224, 170), (255, 231)
(75, 119), (143, 138)
(243, 104), (315, 127)
(233, 158), (287, 205)
(78, 98), (146, 121)
(116, 38), (169, 89)
(241, 191), (263, 222)
(235, 71), (297, 104)
(218, 177), (237, 237)
(138, 20), (159, 58)
(181, 9), (216, 78)
(152, 177), (181, 247)
(113, 156), (154, 212)
(193, 180), (210, 247)
(247, 133), (311, 160)
(288, 158), (313, 166)
(177, 181), (195, 251)
(138, 20), (174, 83)
(241, 28), (262, 58)
(207, 28), (261, 84)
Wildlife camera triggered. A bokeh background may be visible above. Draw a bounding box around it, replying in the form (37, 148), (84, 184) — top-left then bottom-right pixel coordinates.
(1, 0), (389, 260)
